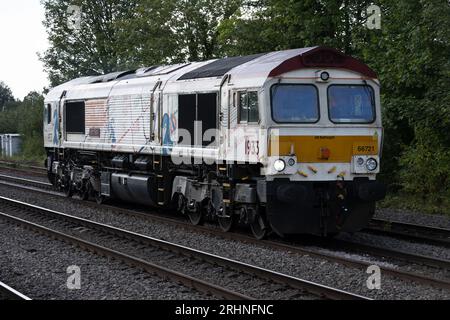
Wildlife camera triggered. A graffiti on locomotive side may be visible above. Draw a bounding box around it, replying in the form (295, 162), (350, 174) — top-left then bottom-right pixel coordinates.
(85, 99), (108, 139)
(162, 113), (175, 155)
(52, 107), (59, 145)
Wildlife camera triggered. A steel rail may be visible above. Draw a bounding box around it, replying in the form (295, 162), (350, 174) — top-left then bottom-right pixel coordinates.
(0, 211), (251, 301)
(0, 281), (31, 300)
(0, 161), (47, 175)
(0, 196), (369, 300)
(366, 218), (450, 248)
(0, 175), (449, 290)
(0, 174), (53, 190)
(0, 160), (46, 171)
(327, 239), (450, 270)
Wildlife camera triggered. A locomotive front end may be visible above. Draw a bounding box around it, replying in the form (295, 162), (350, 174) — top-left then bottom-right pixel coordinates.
(260, 64), (386, 237)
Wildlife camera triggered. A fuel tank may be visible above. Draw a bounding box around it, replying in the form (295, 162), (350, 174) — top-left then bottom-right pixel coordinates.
(109, 173), (156, 207)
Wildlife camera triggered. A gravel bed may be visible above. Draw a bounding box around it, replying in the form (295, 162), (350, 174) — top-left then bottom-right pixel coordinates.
(0, 219), (209, 300)
(375, 208), (450, 229)
(0, 185), (448, 300)
(0, 205), (317, 300)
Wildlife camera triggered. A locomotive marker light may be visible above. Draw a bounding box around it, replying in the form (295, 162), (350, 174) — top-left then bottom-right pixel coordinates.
(366, 158), (378, 172)
(316, 71), (330, 82)
(352, 155), (380, 174)
(274, 159), (286, 172)
(357, 157), (365, 166)
(267, 156), (298, 175)
(288, 158), (296, 167)
(321, 71), (330, 81)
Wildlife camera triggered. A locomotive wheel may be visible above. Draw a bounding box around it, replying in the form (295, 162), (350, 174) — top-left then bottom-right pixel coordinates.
(64, 185), (74, 198)
(80, 188), (90, 201)
(250, 214), (269, 240)
(95, 193), (105, 205)
(81, 192), (88, 201)
(218, 214), (235, 233)
(96, 195), (105, 204)
(187, 203), (203, 226)
(326, 232), (339, 239)
(47, 172), (56, 186)
(176, 194), (186, 214)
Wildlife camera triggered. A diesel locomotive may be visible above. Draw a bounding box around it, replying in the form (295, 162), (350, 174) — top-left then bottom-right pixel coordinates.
(44, 47), (386, 239)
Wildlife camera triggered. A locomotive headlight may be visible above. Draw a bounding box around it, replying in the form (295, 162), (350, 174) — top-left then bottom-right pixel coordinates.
(357, 157), (365, 166)
(274, 159), (286, 172)
(366, 158), (378, 172)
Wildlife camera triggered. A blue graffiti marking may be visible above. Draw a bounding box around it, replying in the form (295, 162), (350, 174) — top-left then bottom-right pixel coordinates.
(107, 118), (117, 143)
(52, 107), (59, 145)
(162, 113), (173, 155)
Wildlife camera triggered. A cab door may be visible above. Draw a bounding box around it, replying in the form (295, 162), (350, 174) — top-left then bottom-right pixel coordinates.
(150, 81), (162, 145)
(43, 101), (61, 148)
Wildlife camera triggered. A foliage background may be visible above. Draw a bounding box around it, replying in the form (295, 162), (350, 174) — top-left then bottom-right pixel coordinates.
(0, 0), (448, 213)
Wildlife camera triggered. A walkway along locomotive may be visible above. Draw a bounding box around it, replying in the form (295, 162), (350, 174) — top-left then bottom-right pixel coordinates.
(44, 47), (386, 239)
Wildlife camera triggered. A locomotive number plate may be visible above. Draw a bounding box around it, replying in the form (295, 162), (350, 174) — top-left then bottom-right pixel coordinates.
(353, 144), (377, 155)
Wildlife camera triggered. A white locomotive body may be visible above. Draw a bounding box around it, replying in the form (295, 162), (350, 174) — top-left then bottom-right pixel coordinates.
(44, 47), (386, 238)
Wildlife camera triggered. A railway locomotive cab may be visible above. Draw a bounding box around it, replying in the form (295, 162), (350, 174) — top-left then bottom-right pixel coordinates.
(44, 47), (386, 239)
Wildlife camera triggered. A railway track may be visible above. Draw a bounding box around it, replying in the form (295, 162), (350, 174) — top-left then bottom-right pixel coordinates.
(0, 196), (367, 300)
(324, 238), (450, 270)
(0, 281), (31, 300)
(0, 174), (449, 292)
(1, 171), (449, 250)
(0, 174), (55, 192)
(365, 218), (450, 249)
(0, 161), (47, 176)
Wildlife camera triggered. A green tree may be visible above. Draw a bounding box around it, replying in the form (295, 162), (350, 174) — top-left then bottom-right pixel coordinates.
(17, 92), (45, 159)
(170, 0), (242, 61)
(114, 0), (178, 67)
(41, 0), (243, 87)
(366, 0), (450, 206)
(40, 0), (140, 86)
(218, 0), (373, 56)
(0, 81), (15, 112)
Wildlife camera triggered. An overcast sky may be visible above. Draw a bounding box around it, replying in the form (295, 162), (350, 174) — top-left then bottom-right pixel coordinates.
(0, 0), (49, 100)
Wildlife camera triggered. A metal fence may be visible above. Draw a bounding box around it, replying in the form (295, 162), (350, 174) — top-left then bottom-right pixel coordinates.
(0, 134), (22, 157)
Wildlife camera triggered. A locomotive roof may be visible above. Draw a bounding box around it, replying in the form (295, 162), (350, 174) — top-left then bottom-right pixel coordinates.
(46, 47), (377, 101)
(178, 52), (266, 80)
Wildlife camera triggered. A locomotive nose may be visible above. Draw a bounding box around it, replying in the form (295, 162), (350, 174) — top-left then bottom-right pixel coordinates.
(276, 184), (308, 203)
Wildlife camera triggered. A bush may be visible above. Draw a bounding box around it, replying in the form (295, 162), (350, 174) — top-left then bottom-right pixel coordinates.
(395, 127), (450, 214)
(0, 92), (45, 162)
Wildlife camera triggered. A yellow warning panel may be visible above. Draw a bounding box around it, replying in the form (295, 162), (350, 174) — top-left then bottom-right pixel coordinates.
(270, 136), (379, 163)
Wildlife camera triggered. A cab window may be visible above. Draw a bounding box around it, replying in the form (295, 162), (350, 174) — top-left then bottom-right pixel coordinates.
(328, 85), (375, 123)
(238, 91), (259, 123)
(47, 104), (52, 124)
(271, 84), (319, 123)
